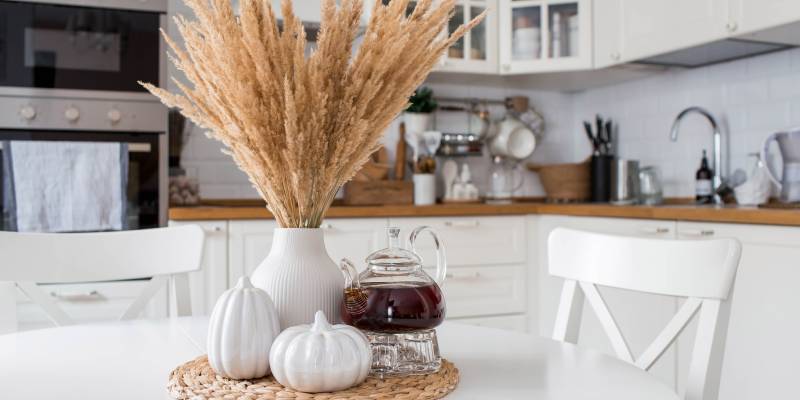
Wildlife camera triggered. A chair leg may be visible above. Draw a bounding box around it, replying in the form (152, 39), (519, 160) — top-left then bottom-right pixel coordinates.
(0, 282), (18, 334)
(171, 274), (192, 317)
(552, 279), (584, 344)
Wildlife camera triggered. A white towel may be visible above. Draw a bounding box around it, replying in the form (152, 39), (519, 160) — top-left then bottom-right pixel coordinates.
(4, 141), (128, 232)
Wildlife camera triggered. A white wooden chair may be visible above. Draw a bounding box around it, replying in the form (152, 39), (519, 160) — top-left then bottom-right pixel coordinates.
(548, 228), (741, 400)
(0, 225), (204, 333)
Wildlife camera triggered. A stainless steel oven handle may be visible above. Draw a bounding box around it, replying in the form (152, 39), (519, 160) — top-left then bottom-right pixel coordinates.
(0, 142), (151, 153)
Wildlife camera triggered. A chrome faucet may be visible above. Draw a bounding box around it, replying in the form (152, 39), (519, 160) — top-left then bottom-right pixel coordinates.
(670, 106), (724, 204)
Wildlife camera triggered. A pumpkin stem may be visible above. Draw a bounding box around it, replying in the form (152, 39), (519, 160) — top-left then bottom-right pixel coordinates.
(237, 276), (255, 289)
(311, 310), (332, 331)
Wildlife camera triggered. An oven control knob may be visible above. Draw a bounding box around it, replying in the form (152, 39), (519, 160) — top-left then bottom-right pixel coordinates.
(107, 109), (122, 124)
(64, 106), (80, 122)
(19, 105), (36, 121)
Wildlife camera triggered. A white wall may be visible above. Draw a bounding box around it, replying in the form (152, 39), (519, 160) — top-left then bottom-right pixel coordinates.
(573, 49), (800, 197)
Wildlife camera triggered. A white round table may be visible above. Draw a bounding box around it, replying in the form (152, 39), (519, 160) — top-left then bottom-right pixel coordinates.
(0, 318), (679, 400)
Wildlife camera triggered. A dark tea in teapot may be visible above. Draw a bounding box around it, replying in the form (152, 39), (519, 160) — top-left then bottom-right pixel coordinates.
(341, 282), (445, 332)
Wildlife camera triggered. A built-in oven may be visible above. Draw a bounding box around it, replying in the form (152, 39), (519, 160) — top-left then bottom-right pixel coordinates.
(0, 0), (168, 231)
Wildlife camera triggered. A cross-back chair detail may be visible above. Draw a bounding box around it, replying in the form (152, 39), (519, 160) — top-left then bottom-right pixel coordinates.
(0, 225), (204, 330)
(548, 228), (741, 400)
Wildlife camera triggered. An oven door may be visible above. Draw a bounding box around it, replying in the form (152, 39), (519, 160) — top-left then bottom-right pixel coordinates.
(0, 130), (163, 231)
(0, 1), (161, 92)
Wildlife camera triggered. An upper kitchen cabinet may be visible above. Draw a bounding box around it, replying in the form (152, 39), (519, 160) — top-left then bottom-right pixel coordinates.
(498, 0), (593, 74)
(732, 0), (800, 39)
(594, 0), (730, 68)
(436, 0), (500, 74)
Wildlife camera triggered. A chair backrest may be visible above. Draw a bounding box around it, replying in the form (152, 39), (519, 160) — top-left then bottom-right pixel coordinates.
(0, 225), (204, 332)
(548, 228), (741, 400)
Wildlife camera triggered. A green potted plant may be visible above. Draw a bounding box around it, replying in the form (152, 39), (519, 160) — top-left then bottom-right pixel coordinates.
(404, 86), (438, 162)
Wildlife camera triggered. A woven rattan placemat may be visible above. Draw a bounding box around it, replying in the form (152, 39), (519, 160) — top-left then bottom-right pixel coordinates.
(168, 356), (459, 400)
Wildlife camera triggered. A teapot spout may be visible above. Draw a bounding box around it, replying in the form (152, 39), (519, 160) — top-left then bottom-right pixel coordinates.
(339, 258), (360, 290)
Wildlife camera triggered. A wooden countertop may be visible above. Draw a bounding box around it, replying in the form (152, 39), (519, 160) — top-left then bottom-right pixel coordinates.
(169, 202), (800, 227)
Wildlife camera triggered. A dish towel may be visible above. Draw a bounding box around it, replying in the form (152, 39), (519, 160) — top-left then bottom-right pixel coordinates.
(2, 140), (128, 232)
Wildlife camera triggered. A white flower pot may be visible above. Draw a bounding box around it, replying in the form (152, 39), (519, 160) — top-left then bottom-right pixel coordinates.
(250, 228), (344, 329)
(404, 112), (433, 136)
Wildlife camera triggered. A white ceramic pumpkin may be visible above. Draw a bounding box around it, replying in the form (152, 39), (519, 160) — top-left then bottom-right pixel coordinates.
(207, 276), (280, 379)
(269, 311), (371, 393)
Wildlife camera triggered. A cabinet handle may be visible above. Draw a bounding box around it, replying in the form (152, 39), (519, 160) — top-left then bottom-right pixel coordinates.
(611, 52), (621, 61)
(205, 226), (223, 233)
(50, 290), (103, 301)
(444, 220), (480, 228)
(445, 271), (481, 280)
(320, 223), (334, 230)
(502, 64), (511, 71)
(726, 21), (738, 32)
(681, 229), (715, 237)
(639, 226), (670, 235)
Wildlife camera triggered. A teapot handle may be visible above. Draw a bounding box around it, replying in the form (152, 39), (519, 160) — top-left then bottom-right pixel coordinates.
(409, 226), (447, 285)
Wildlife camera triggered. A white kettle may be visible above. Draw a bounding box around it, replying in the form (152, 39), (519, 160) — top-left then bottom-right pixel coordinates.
(761, 129), (800, 202)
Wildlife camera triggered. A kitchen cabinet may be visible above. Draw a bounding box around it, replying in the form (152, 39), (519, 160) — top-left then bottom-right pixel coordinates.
(436, 0), (500, 74)
(169, 220), (229, 315)
(390, 216), (528, 323)
(535, 215), (679, 389)
(676, 221), (800, 400)
(451, 314), (528, 332)
(15, 280), (168, 332)
(594, 0), (730, 68)
(732, 0), (800, 36)
(227, 218), (386, 284)
(498, 0), (593, 74)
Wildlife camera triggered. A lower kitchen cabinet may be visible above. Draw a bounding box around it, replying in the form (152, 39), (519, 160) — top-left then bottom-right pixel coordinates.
(15, 279), (167, 331)
(676, 221), (800, 400)
(450, 314), (528, 332)
(227, 218), (387, 284)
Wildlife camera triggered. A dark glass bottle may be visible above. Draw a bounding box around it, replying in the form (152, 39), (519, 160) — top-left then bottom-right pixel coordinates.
(696, 150), (714, 204)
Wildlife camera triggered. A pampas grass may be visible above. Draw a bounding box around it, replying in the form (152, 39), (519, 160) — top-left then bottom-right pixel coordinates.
(141, 0), (485, 227)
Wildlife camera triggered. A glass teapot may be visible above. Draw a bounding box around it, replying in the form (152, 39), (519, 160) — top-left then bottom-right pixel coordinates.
(339, 226), (447, 333)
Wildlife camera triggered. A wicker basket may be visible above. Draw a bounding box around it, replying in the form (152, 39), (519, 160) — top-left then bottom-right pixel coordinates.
(528, 159), (591, 202)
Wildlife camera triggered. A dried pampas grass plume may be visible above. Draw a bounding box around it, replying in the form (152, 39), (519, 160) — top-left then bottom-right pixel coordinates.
(141, 0), (486, 227)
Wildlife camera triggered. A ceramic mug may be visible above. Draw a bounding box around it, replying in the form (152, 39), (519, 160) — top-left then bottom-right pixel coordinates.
(489, 117), (537, 160)
(413, 174), (436, 205)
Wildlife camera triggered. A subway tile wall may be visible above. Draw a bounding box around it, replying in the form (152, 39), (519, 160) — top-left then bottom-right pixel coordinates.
(572, 48), (800, 197)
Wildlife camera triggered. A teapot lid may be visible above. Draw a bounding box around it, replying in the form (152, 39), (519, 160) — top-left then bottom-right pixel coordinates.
(365, 227), (421, 268)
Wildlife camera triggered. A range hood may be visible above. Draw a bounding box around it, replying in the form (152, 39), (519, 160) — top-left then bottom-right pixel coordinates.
(268, 0), (371, 40)
(635, 21), (800, 68)
(636, 39), (792, 68)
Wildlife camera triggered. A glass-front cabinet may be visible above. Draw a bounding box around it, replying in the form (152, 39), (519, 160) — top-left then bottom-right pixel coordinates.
(436, 0), (499, 74)
(498, 0), (592, 74)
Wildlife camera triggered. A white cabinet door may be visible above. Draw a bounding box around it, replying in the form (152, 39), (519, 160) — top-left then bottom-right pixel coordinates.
(732, 0), (800, 37)
(388, 216), (527, 267)
(169, 220), (229, 316)
(15, 280), (168, 332)
(436, 0), (500, 74)
(499, 0), (593, 74)
(450, 314), (528, 332)
(595, 0), (729, 67)
(537, 215), (678, 389)
(228, 218), (386, 284)
(676, 221), (800, 400)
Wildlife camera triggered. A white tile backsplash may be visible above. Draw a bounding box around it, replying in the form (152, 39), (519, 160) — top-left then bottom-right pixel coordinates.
(574, 49), (800, 197)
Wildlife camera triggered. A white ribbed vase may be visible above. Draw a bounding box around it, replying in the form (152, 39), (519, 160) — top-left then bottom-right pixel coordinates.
(250, 228), (344, 329)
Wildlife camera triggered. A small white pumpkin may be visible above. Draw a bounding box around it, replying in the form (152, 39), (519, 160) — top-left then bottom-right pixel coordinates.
(207, 276), (280, 379)
(269, 310), (371, 393)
